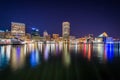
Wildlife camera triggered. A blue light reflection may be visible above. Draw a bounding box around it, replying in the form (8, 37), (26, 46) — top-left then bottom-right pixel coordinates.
(30, 45), (40, 67)
(105, 43), (114, 62)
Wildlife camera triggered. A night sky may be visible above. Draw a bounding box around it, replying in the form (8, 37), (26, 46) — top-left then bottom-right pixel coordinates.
(0, 0), (120, 38)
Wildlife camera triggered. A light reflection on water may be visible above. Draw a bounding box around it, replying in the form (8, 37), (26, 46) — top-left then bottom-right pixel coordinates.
(62, 44), (70, 67)
(0, 43), (120, 70)
(30, 43), (40, 67)
(44, 44), (50, 61)
(11, 46), (25, 70)
(0, 46), (9, 69)
(105, 43), (114, 62)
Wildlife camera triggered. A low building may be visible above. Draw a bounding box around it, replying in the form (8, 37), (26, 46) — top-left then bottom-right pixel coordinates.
(105, 37), (113, 43)
(69, 36), (76, 40)
(94, 37), (103, 43)
(78, 38), (86, 43)
(52, 34), (59, 39)
(0, 30), (5, 38)
(26, 33), (31, 39)
(31, 35), (41, 41)
(5, 31), (13, 39)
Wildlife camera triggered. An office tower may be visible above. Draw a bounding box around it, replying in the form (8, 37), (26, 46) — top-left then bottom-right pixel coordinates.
(11, 22), (25, 36)
(62, 22), (70, 40)
(31, 28), (39, 36)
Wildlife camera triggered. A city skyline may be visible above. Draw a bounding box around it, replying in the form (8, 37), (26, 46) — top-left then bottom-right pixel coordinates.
(0, 21), (119, 38)
(0, 0), (120, 38)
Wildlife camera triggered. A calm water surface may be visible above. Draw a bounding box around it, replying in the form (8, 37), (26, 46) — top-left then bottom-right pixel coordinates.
(0, 43), (120, 80)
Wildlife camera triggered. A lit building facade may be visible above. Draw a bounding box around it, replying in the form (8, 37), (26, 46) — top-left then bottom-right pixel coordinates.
(0, 30), (5, 38)
(94, 32), (111, 43)
(43, 30), (48, 37)
(26, 33), (31, 39)
(69, 36), (76, 40)
(11, 22), (25, 36)
(43, 30), (51, 41)
(52, 34), (59, 39)
(5, 31), (12, 39)
(46, 35), (51, 41)
(62, 22), (70, 40)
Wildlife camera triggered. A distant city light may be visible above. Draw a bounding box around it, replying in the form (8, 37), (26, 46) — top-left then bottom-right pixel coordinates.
(36, 29), (39, 31)
(32, 28), (36, 30)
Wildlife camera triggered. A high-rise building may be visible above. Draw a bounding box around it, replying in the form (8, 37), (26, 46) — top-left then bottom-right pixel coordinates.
(31, 28), (40, 41)
(11, 22), (25, 36)
(31, 28), (39, 36)
(62, 22), (70, 40)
